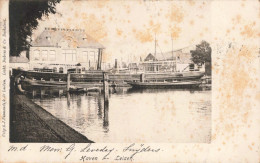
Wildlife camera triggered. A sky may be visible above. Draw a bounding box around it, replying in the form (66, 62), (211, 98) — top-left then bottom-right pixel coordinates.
(32, 0), (259, 63)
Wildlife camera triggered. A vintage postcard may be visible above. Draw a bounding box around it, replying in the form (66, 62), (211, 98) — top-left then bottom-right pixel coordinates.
(0, 0), (259, 162)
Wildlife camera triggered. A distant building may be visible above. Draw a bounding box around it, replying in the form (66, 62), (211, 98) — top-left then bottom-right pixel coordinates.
(29, 28), (105, 73)
(128, 62), (139, 73)
(140, 46), (205, 72)
(144, 53), (157, 62)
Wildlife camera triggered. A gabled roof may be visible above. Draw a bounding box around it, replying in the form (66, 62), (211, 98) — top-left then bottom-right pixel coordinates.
(144, 53), (157, 61)
(31, 28), (105, 49)
(162, 50), (192, 63)
(144, 45), (195, 64)
(10, 56), (29, 63)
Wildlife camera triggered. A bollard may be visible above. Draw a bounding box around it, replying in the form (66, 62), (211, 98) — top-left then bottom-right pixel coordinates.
(67, 73), (71, 91)
(32, 90), (36, 98)
(40, 89), (45, 98)
(58, 89), (63, 97)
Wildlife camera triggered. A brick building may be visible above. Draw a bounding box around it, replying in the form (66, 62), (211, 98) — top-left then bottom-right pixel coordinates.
(29, 28), (105, 73)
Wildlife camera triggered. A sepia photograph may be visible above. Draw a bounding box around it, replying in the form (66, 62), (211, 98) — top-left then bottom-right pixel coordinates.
(9, 0), (211, 143)
(1, 0), (259, 162)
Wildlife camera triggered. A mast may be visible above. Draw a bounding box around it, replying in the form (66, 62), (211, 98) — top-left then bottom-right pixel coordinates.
(171, 36), (177, 72)
(154, 33), (157, 59)
(171, 36), (174, 71)
(175, 45), (177, 72)
(154, 33), (158, 72)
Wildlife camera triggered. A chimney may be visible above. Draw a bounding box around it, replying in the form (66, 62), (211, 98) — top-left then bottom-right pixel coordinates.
(115, 59), (117, 68)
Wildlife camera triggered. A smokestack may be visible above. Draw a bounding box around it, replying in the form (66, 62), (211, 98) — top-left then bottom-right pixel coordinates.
(115, 59), (118, 68)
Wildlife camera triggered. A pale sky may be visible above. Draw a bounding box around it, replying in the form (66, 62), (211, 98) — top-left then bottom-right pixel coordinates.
(32, 0), (259, 63)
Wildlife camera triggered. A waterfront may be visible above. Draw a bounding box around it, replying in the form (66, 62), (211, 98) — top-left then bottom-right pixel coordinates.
(28, 87), (211, 143)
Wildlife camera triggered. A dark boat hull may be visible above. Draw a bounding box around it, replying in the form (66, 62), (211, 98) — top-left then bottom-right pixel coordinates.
(22, 78), (67, 87)
(127, 81), (202, 89)
(15, 69), (204, 82)
(143, 71), (204, 81)
(16, 69), (204, 88)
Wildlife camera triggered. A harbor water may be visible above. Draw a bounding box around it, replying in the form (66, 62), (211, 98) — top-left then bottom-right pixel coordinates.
(29, 87), (211, 143)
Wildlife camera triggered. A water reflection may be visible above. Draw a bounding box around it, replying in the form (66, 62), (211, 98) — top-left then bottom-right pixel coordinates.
(126, 87), (203, 94)
(67, 93), (70, 106)
(28, 86), (211, 143)
(97, 95), (103, 120)
(103, 101), (109, 132)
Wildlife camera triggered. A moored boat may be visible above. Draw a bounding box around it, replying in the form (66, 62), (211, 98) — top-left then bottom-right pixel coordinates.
(23, 78), (67, 87)
(69, 86), (85, 93)
(69, 86), (101, 93)
(143, 71), (204, 81)
(127, 80), (202, 89)
(18, 69), (204, 88)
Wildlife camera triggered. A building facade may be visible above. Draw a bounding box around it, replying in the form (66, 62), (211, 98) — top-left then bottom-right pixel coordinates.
(140, 46), (205, 73)
(29, 28), (105, 73)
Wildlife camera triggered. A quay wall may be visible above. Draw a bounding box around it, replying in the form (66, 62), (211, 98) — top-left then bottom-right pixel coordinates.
(13, 93), (93, 143)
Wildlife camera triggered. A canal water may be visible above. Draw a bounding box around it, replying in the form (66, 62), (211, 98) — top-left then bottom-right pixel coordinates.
(28, 87), (211, 143)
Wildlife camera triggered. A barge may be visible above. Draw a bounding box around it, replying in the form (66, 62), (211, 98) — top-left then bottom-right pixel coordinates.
(13, 69), (205, 88)
(127, 80), (202, 89)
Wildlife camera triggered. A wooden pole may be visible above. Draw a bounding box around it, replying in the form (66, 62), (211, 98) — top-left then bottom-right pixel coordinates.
(103, 100), (109, 126)
(67, 73), (70, 91)
(103, 72), (109, 104)
(99, 49), (103, 70)
(97, 49), (103, 70)
(97, 49), (101, 70)
(103, 72), (109, 126)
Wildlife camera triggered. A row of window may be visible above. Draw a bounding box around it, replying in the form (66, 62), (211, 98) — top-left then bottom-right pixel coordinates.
(34, 50), (56, 61)
(53, 67), (64, 73)
(33, 66), (97, 74)
(32, 50), (97, 62)
(61, 50), (76, 62)
(33, 67), (63, 73)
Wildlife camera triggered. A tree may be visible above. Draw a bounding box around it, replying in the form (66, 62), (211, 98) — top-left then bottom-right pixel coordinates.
(190, 40), (212, 75)
(9, 0), (61, 56)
